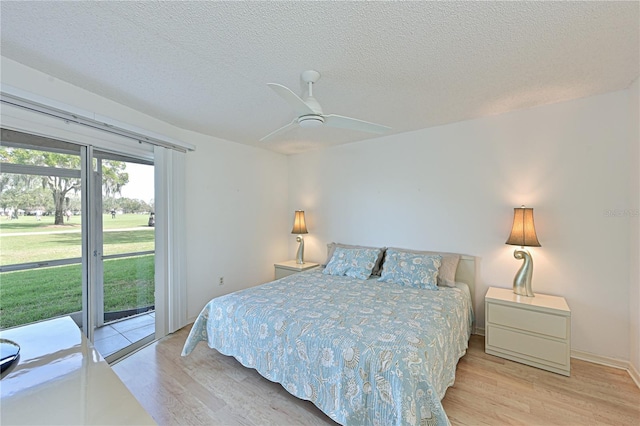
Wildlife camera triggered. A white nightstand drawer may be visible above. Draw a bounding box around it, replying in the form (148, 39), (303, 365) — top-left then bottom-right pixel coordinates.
(487, 325), (569, 367)
(487, 303), (568, 339)
(275, 268), (298, 280)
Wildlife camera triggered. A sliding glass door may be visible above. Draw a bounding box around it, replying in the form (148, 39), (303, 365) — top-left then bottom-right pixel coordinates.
(92, 152), (156, 360)
(0, 129), (156, 361)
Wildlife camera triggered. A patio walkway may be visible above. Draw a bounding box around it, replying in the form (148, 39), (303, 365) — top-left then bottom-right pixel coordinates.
(94, 312), (155, 358)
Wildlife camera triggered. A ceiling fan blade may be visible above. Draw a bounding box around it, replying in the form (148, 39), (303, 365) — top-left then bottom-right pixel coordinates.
(324, 114), (391, 134)
(267, 83), (315, 116)
(259, 119), (298, 142)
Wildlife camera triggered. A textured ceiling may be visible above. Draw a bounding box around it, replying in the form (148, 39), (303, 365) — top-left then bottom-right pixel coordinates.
(1, 1), (638, 155)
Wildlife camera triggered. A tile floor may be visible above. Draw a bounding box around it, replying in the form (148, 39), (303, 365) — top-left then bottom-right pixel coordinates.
(93, 312), (155, 358)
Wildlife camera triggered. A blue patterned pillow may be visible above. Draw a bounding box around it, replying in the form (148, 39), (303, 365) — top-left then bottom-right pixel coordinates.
(378, 249), (442, 290)
(322, 247), (381, 280)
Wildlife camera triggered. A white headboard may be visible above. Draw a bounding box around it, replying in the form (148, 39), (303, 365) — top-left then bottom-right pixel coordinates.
(455, 255), (476, 312)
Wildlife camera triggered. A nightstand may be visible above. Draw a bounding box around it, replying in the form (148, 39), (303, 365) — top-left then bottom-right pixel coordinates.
(274, 260), (319, 279)
(485, 287), (571, 376)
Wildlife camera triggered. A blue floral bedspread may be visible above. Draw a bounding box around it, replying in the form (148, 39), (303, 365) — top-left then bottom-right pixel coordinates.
(182, 269), (473, 426)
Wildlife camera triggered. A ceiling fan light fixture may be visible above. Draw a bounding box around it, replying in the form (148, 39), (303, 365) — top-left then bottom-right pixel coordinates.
(298, 115), (324, 128)
(261, 70), (390, 142)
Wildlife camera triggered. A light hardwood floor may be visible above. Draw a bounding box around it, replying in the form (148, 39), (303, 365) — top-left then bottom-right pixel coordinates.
(113, 326), (640, 425)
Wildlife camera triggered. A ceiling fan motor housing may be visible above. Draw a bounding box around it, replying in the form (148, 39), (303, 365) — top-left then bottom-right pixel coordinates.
(298, 115), (325, 128)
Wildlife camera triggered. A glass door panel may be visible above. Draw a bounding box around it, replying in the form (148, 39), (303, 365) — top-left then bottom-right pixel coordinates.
(92, 153), (155, 360)
(0, 134), (84, 331)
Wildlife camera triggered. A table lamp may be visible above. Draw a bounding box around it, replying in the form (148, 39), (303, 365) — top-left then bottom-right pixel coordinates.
(505, 205), (541, 297)
(291, 210), (308, 264)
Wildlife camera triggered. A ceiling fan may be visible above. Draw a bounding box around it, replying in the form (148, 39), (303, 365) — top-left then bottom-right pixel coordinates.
(260, 70), (391, 142)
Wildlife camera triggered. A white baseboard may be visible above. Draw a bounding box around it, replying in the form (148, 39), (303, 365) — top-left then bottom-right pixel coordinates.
(570, 349), (628, 369)
(571, 349), (640, 389)
(472, 328), (639, 389)
(628, 362), (640, 389)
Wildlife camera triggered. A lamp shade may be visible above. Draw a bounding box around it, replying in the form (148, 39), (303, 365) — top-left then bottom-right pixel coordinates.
(291, 210), (308, 235)
(505, 206), (541, 247)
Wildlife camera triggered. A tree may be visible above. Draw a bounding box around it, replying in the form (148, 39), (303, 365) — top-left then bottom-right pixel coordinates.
(103, 197), (151, 214)
(101, 159), (128, 198)
(0, 188), (21, 216)
(0, 147), (129, 224)
(0, 148), (39, 216)
(116, 197), (152, 214)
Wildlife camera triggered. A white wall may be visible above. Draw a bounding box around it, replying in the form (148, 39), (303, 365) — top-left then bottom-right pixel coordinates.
(182, 131), (288, 320)
(629, 77), (640, 378)
(289, 89), (634, 361)
(1, 57), (289, 323)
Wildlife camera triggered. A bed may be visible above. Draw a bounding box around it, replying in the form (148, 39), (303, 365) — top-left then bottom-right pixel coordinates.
(182, 247), (475, 426)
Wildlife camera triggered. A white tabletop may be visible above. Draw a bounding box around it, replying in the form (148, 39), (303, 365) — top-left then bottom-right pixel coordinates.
(274, 260), (320, 271)
(485, 286), (570, 313)
(0, 316), (155, 425)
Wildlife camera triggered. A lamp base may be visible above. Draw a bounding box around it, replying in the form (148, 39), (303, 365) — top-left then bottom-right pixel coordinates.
(295, 236), (305, 264)
(513, 248), (534, 297)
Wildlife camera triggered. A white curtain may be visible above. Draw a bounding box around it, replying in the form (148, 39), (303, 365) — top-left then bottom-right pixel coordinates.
(154, 146), (187, 336)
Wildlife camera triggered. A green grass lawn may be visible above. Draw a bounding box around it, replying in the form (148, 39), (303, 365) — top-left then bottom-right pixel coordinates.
(0, 255), (154, 329)
(1, 228), (154, 265)
(0, 214), (155, 329)
(0, 214), (154, 266)
(0, 213), (153, 233)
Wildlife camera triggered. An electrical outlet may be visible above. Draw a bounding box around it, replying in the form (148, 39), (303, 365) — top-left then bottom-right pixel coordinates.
(219, 276), (224, 286)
